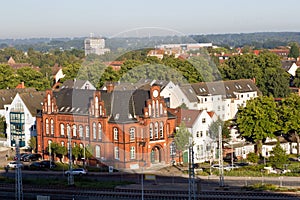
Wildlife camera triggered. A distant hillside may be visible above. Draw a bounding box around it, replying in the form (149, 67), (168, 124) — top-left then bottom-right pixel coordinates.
(1, 32), (300, 51)
(191, 32), (300, 48)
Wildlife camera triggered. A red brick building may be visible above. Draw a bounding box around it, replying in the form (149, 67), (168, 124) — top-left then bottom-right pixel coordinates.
(36, 83), (176, 170)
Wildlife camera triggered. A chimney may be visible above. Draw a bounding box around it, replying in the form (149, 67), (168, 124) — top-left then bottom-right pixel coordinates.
(106, 82), (114, 93)
(251, 77), (256, 84)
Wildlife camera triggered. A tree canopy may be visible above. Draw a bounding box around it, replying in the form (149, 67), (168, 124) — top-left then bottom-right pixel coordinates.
(219, 52), (290, 97)
(236, 96), (279, 155)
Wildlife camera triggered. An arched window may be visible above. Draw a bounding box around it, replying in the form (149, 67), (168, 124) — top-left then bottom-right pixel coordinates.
(93, 123), (96, 140)
(149, 123), (153, 139)
(95, 96), (99, 117)
(50, 119), (54, 135)
(170, 142), (176, 157)
(86, 126), (90, 138)
(129, 127), (135, 140)
(154, 122), (159, 138)
(72, 125), (77, 137)
(159, 121), (164, 138)
(60, 124), (64, 136)
(114, 128), (118, 140)
(160, 103), (163, 115)
(148, 104), (152, 116)
(95, 145), (100, 158)
(48, 140), (52, 149)
(99, 105), (103, 116)
(98, 123), (102, 140)
(79, 125), (83, 138)
(67, 124), (71, 137)
(61, 141), (64, 146)
(130, 146), (135, 159)
(79, 143), (83, 148)
(156, 100), (159, 117)
(114, 146), (119, 159)
(152, 100), (155, 117)
(45, 119), (49, 135)
(47, 94), (51, 113)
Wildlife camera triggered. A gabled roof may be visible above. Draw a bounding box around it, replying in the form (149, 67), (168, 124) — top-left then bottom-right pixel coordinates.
(51, 64), (63, 75)
(168, 108), (203, 128)
(191, 79), (259, 98)
(106, 84), (151, 123)
(61, 79), (95, 90)
(179, 84), (198, 103)
(19, 91), (45, 116)
(0, 88), (37, 109)
(281, 60), (296, 71)
(179, 109), (202, 128)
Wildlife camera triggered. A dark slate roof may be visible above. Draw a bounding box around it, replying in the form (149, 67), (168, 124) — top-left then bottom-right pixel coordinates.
(179, 84), (198, 103)
(191, 79), (259, 98)
(19, 91), (45, 116)
(53, 88), (95, 115)
(281, 60), (295, 71)
(106, 85), (151, 124)
(61, 79), (93, 90)
(0, 88), (37, 109)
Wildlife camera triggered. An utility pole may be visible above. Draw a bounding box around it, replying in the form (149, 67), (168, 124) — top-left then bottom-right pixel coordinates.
(218, 126), (224, 187)
(49, 142), (52, 168)
(15, 143), (23, 200)
(188, 137), (195, 200)
(68, 130), (74, 185)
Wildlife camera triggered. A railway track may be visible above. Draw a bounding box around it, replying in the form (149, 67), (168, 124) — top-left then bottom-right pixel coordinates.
(0, 183), (299, 200)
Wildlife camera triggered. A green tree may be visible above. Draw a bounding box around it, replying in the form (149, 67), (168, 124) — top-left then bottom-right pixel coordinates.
(72, 144), (82, 164)
(278, 93), (300, 155)
(0, 64), (18, 89)
(288, 42), (299, 59)
(236, 96), (279, 155)
(293, 68), (300, 88)
(208, 118), (231, 140)
(268, 142), (289, 169)
(61, 62), (82, 82)
(0, 116), (5, 138)
(174, 122), (192, 163)
(247, 152), (259, 164)
(28, 137), (37, 152)
(16, 67), (51, 90)
(219, 52), (290, 97)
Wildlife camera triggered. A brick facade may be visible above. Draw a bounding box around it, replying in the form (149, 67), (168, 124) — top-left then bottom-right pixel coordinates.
(36, 85), (176, 170)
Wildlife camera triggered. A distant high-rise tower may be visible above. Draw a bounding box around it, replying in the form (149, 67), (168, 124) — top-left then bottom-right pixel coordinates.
(84, 34), (110, 56)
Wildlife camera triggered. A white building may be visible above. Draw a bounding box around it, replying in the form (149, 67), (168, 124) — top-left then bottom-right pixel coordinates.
(5, 92), (45, 148)
(84, 37), (110, 56)
(191, 79), (260, 121)
(171, 108), (218, 163)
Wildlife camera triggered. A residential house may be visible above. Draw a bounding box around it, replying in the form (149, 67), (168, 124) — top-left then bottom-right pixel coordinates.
(5, 91), (45, 148)
(191, 79), (260, 121)
(169, 108), (218, 164)
(52, 64), (65, 84)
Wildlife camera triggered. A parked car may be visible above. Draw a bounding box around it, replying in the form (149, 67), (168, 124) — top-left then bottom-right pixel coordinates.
(64, 168), (87, 176)
(234, 162), (249, 167)
(14, 153), (28, 161)
(224, 164), (240, 171)
(20, 153), (30, 161)
(211, 164), (222, 169)
(39, 160), (57, 168)
(7, 161), (23, 168)
(23, 153), (42, 162)
(29, 162), (42, 169)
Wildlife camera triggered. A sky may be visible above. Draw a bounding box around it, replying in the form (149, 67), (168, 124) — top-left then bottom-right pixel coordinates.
(1, 0), (300, 39)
